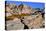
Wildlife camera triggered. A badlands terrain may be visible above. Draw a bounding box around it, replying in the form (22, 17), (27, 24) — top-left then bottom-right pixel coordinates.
(5, 3), (45, 30)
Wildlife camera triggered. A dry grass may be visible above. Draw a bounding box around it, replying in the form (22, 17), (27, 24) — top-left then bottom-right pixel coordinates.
(6, 13), (30, 21)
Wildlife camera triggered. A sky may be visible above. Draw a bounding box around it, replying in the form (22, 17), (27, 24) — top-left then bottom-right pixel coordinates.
(5, 1), (45, 9)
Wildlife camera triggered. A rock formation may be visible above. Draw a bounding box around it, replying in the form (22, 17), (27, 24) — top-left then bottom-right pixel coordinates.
(5, 3), (45, 30)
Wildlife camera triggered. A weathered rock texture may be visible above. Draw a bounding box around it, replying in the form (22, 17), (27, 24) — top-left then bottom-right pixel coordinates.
(5, 3), (45, 30)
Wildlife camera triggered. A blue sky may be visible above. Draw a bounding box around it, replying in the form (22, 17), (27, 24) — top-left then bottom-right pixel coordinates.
(5, 1), (45, 9)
